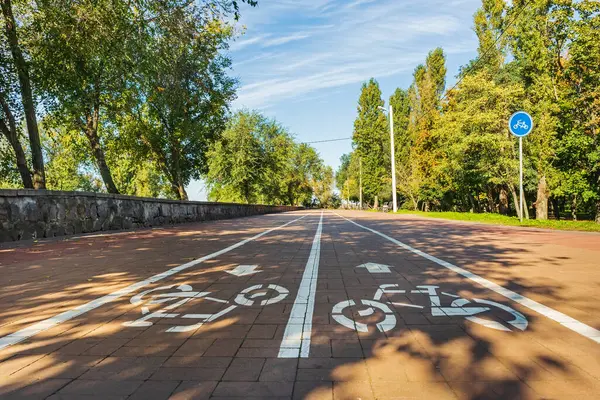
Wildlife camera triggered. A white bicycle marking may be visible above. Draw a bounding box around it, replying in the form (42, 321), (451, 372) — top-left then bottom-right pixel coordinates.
(331, 299), (396, 333)
(442, 292), (460, 298)
(334, 213), (600, 344)
(123, 283), (289, 333)
(332, 283), (528, 333)
(375, 284), (424, 308)
(466, 299), (528, 332)
(0, 215), (307, 351)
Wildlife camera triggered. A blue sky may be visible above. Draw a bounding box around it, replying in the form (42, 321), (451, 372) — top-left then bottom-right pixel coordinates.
(187, 0), (482, 200)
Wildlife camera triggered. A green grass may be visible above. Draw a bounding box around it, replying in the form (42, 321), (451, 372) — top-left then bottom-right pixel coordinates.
(385, 210), (600, 232)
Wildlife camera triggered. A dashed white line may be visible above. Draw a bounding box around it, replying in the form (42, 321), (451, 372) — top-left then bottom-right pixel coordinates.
(278, 211), (324, 358)
(0, 214), (307, 351)
(335, 212), (600, 345)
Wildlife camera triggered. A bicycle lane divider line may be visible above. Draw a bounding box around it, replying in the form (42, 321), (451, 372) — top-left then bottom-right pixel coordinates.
(0, 214), (308, 351)
(278, 210), (324, 358)
(333, 212), (600, 345)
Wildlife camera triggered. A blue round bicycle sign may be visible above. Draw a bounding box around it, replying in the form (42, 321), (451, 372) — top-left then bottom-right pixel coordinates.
(509, 111), (533, 137)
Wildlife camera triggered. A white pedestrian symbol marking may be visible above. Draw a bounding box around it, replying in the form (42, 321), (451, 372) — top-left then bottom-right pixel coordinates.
(226, 265), (261, 276)
(332, 284), (528, 333)
(123, 283), (288, 332)
(356, 262), (391, 273)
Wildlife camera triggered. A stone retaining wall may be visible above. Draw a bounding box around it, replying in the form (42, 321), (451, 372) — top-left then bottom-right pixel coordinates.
(0, 189), (301, 242)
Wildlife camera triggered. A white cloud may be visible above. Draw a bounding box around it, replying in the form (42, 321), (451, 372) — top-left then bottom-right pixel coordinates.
(263, 33), (311, 46)
(346, 0), (376, 8)
(230, 34), (270, 51)
(231, 0), (481, 108)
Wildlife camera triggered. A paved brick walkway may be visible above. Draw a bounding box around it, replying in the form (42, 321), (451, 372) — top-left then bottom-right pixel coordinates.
(0, 210), (599, 399)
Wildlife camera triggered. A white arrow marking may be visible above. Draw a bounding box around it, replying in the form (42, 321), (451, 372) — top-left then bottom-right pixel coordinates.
(356, 262), (391, 273)
(226, 265), (261, 277)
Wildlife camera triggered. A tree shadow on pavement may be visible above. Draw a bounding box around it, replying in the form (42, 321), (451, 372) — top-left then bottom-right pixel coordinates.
(0, 211), (599, 399)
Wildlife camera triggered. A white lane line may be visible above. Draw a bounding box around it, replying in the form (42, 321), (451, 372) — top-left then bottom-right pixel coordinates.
(0, 214), (307, 351)
(278, 211), (324, 358)
(334, 213), (600, 345)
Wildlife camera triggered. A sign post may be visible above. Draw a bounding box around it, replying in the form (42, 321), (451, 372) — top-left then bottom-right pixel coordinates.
(509, 111), (533, 222)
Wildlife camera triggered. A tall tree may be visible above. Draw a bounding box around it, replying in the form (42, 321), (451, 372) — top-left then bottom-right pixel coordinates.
(410, 48), (447, 210)
(207, 110), (328, 206)
(508, 0), (573, 219)
(389, 88), (411, 166)
(0, 90), (32, 188)
(389, 88), (411, 206)
(561, 0), (600, 222)
(335, 152), (360, 203)
(352, 78), (389, 205)
(1, 35), (32, 187)
(1, 0), (45, 188)
(311, 165), (334, 207)
(207, 111), (267, 203)
(133, 5), (236, 200)
(284, 144), (321, 206)
(470, 0), (507, 73)
(31, 0), (143, 193)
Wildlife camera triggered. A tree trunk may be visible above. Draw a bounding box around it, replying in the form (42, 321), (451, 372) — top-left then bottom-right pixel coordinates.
(85, 107), (119, 194)
(409, 194), (417, 210)
(509, 184), (520, 219)
(523, 198), (530, 219)
(374, 195), (379, 209)
(499, 187), (509, 215)
(571, 196), (577, 221)
(468, 195), (475, 213)
(0, 122), (33, 188)
(0, 96), (33, 188)
(1, 0), (45, 189)
(551, 197), (560, 220)
(487, 186), (497, 213)
(535, 175), (549, 220)
(596, 171), (600, 223)
(177, 184), (188, 201)
(170, 143), (187, 201)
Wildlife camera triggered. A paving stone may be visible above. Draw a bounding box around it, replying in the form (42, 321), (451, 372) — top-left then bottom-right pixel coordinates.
(293, 381), (333, 400)
(163, 356), (231, 368)
(371, 381), (457, 399)
(150, 366), (226, 381)
(169, 381), (218, 400)
(332, 381), (375, 400)
(113, 344), (179, 357)
(81, 338), (129, 356)
(58, 379), (142, 396)
(213, 382), (294, 397)
(235, 347), (282, 358)
(247, 324), (278, 339)
(260, 358), (298, 382)
(11, 355), (103, 380)
(203, 338), (243, 357)
(1, 378), (71, 399)
(77, 356), (165, 381)
(222, 357), (265, 381)
(172, 339), (214, 357)
(129, 380), (179, 400)
(331, 340), (363, 358)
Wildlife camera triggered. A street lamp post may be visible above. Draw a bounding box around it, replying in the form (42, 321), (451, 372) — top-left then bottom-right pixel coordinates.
(359, 158), (363, 210)
(379, 105), (397, 212)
